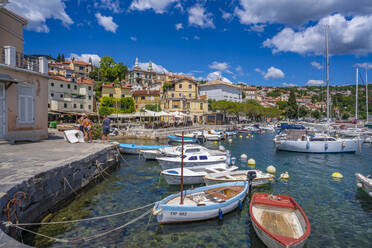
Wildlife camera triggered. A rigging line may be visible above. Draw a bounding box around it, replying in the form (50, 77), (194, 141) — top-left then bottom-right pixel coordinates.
(6, 202), (155, 226)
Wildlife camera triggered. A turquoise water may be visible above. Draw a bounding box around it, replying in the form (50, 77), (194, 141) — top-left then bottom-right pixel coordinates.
(30, 133), (372, 247)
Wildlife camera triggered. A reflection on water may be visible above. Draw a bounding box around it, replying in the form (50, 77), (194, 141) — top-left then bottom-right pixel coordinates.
(27, 133), (372, 247)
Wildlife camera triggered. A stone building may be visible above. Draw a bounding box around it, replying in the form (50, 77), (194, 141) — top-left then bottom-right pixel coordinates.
(101, 83), (132, 98)
(127, 58), (166, 89)
(0, 6), (49, 142)
(199, 79), (243, 102)
(132, 90), (160, 111)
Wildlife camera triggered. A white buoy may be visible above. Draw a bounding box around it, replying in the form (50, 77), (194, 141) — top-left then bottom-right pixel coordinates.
(357, 183), (362, 188)
(266, 165), (276, 174)
(248, 158), (256, 165)
(219, 145), (225, 151)
(239, 135), (243, 138)
(280, 171), (289, 180)
(241, 154), (248, 160)
(228, 138), (232, 143)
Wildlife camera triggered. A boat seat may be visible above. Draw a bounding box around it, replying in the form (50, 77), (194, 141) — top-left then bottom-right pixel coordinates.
(204, 186), (242, 201)
(254, 195), (295, 209)
(260, 210), (299, 238)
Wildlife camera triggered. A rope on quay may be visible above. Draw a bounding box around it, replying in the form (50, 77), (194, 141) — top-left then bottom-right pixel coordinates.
(3, 202), (155, 226)
(6, 209), (152, 244)
(115, 146), (130, 165)
(63, 177), (79, 196)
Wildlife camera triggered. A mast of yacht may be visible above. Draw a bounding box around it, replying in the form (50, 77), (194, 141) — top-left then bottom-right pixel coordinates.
(356, 68), (359, 126)
(366, 69), (369, 124)
(325, 25), (330, 130)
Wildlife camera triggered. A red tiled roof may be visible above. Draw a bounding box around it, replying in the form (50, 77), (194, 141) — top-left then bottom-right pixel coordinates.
(50, 75), (70, 82)
(76, 78), (94, 85)
(132, 90), (160, 96)
(71, 60), (91, 66)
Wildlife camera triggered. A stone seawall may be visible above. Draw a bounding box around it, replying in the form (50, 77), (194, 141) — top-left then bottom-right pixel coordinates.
(0, 140), (120, 247)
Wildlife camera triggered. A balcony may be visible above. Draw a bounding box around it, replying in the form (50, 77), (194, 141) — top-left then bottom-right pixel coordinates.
(0, 46), (48, 75)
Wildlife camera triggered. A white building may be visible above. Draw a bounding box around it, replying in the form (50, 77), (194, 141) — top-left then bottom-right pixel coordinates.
(48, 76), (95, 114)
(198, 80), (242, 102)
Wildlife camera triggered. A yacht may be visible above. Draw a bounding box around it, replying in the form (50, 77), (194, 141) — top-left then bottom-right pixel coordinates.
(157, 154), (232, 170)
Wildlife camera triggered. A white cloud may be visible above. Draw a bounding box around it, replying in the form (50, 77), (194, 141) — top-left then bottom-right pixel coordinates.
(255, 67), (285, 80)
(129, 0), (177, 14)
(220, 8), (233, 21)
(7, 0), (73, 33)
(245, 24), (266, 33)
(209, 61), (229, 71)
(181, 36), (189, 40)
(311, 61), (323, 70)
(130, 36), (137, 41)
(137, 61), (169, 74)
(207, 71), (232, 83)
(263, 14), (372, 56)
(95, 13), (118, 33)
(175, 23), (183, 30)
(194, 35), (200, 40)
(234, 0), (372, 27)
(236, 66), (243, 72)
(69, 53), (101, 67)
(282, 83), (297, 87)
(354, 62), (372, 69)
(94, 0), (122, 14)
(306, 80), (325, 86)
(188, 4), (215, 29)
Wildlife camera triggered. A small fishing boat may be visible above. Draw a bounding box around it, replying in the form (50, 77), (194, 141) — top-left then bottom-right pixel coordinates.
(224, 131), (237, 136)
(119, 143), (170, 155)
(64, 130), (84, 143)
(157, 154), (229, 170)
(250, 193), (311, 248)
(161, 164), (239, 185)
(141, 144), (226, 160)
(203, 170), (274, 186)
(168, 135), (205, 144)
(355, 173), (372, 197)
(153, 181), (248, 224)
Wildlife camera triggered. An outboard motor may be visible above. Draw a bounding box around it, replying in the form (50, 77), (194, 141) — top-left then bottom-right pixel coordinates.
(247, 171), (257, 194)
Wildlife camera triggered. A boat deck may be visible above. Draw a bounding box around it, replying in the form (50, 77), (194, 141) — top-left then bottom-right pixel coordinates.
(252, 205), (304, 239)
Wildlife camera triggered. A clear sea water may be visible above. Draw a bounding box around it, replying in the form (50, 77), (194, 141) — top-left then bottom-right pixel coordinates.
(29, 133), (372, 247)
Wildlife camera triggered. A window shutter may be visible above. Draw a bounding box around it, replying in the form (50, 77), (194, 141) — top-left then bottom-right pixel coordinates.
(18, 85), (35, 124)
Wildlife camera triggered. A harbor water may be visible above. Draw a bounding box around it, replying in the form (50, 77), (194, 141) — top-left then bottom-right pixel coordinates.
(28, 133), (372, 247)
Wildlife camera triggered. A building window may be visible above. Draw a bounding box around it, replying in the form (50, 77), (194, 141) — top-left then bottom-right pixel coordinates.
(189, 93), (192, 98)
(179, 84), (182, 89)
(109, 93), (113, 97)
(171, 93), (174, 98)
(189, 84), (192, 89)
(151, 96), (154, 101)
(88, 95), (91, 100)
(149, 74), (152, 79)
(64, 103), (67, 108)
(73, 104), (77, 108)
(179, 93), (182, 97)
(60, 84), (63, 88)
(121, 94), (125, 98)
(60, 94), (63, 98)
(88, 86), (92, 91)
(141, 96), (145, 100)
(74, 85), (77, 90)
(51, 93), (54, 97)
(88, 105), (91, 110)
(80, 104), (83, 109)
(51, 82), (54, 87)
(79, 66), (84, 70)
(67, 84), (70, 89)
(200, 103), (203, 110)
(18, 84), (34, 124)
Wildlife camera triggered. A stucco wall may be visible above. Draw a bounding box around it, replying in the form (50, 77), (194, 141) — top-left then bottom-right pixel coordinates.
(0, 66), (48, 141)
(0, 8), (24, 53)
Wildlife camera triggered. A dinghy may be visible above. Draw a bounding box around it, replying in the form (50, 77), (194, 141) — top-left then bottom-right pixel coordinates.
(161, 164), (239, 185)
(119, 144), (170, 155)
(355, 173), (372, 197)
(168, 135), (198, 144)
(250, 193), (311, 248)
(153, 181), (248, 224)
(64, 130), (85, 143)
(157, 154), (229, 170)
(203, 170), (274, 186)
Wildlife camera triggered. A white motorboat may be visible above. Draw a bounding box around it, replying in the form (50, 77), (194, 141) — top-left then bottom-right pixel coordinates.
(203, 170), (274, 186)
(140, 144), (226, 160)
(193, 130), (224, 141)
(355, 173), (372, 197)
(157, 154), (229, 170)
(275, 133), (358, 153)
(161, 163), (238, 185)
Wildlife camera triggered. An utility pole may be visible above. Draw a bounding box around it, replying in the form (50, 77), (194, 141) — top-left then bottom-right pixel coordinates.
(366, 68), (369, 123)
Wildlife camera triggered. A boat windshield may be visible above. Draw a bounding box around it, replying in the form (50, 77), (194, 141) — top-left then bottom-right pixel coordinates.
(199, 156), (208, 160)
(185, 148), (200, 153)
(310, 137), (336, 141)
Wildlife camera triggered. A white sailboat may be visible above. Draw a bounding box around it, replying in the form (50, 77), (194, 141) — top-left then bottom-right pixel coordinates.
(275, 26), (358, 153)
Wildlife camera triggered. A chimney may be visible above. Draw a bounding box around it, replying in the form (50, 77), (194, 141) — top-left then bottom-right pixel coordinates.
(38, 56), (48, 75)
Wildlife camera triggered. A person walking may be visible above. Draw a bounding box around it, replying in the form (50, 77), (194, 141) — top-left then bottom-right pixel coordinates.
(82, 115), (93, 143)
(102, 115), (111, 143)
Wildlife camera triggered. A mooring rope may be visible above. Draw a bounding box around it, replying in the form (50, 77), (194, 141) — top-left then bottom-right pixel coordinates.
(63, 177), (79, 196)
(8, 209), (152, 244)
(116, 147), (130, 165)
(4, 202), (155, 226)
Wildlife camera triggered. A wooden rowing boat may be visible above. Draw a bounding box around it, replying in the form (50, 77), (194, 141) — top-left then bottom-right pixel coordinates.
(249, 193), (311, 248)
(203, 169), (274, 186)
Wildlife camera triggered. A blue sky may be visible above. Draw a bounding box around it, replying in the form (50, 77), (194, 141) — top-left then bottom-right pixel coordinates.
(7, 0), (372, 86)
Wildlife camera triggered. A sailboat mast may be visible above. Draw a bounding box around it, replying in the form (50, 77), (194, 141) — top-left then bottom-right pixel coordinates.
(325, 25), (330, 122)
(366, 69), (369, 123)
(356, 68), (358, 123)
(180, 131), (184, 205)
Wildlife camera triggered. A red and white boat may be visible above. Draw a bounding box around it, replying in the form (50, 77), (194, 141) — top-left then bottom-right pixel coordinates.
(249, 193), (311, 248)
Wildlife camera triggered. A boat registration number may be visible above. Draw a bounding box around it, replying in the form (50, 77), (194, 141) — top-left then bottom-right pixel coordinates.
(170, 212), (187, 216)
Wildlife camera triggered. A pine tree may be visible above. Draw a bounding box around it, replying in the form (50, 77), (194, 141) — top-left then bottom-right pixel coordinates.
(61, 54), (65, 62)
(56, 54), (61, 62)
(89, 57), (92, 64)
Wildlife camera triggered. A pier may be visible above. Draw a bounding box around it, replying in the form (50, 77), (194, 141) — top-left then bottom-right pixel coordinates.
(0, 136), (120, 247)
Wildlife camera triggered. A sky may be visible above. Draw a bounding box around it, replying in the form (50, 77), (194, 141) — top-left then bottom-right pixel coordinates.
(6, 0), (372, 86)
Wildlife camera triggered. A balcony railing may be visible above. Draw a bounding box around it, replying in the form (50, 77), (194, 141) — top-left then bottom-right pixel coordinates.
(16, 52), (40, 72)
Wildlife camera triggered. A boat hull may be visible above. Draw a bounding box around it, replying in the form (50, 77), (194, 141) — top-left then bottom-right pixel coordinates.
(276, 140), (358, 153)
(204, 177), (271, 186)
(355, 173), (372, 197)
(154, 182), (248, 224)
(119, 144), (170, 155)
(162, 173), (204, 185)
(158, 160), (227, 170)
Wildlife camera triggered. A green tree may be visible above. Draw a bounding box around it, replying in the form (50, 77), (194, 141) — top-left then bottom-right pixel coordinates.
(311, 110), (321, 119)
(242, 91), (246, 99)
(276, 101), (288, 110)
(56, 54), (61, 62)
(298, 106), (309, 118)
(286, 90), (299, 119)
(61, 54), (65, 62)
(145, 104), (161, 112)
